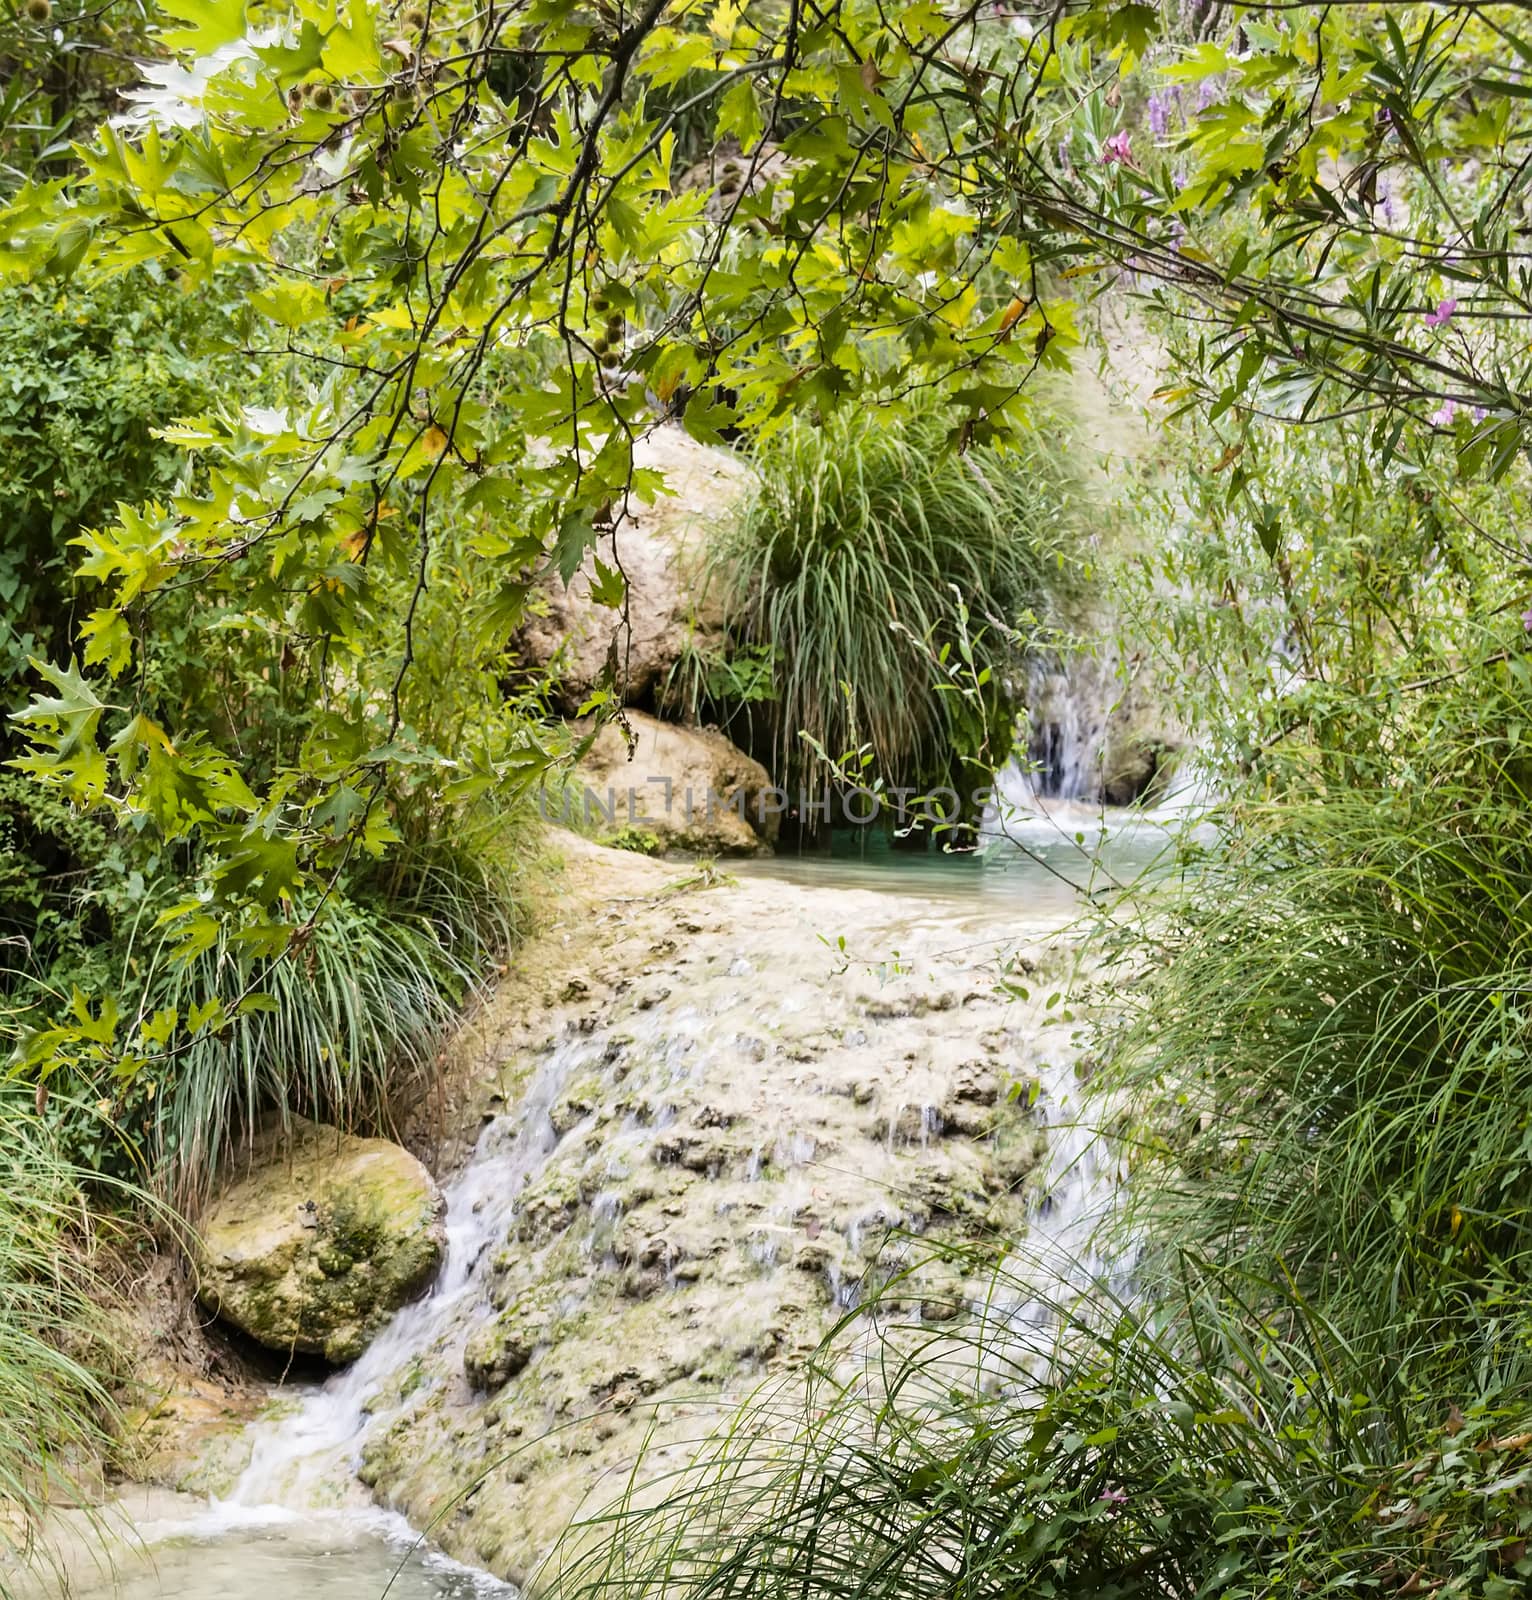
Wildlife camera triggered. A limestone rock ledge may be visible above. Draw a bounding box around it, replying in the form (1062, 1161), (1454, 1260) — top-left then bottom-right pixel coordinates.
(516, 426), (748, 711)
(573, 709), (780, 856)
(344, 850), (1072, 1588)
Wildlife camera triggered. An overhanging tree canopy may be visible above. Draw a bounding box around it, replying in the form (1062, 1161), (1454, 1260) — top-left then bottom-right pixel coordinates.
(4, 0), (1530, 1073)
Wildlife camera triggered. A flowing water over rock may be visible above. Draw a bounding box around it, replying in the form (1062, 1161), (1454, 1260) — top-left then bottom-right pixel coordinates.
(77, 836), (1148, 1597)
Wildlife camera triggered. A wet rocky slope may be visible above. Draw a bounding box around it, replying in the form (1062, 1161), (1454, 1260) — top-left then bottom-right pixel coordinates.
(161, 840), (1092, 1589)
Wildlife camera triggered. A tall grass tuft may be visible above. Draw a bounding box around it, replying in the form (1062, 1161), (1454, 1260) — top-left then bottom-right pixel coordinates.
(710, 403), (1066, 791)
(144, 826), (530, 1204)
(1099, 640), (1532, 1388)
(0, 1095), (127, 1594)
(547, 1243), (1532, 1600)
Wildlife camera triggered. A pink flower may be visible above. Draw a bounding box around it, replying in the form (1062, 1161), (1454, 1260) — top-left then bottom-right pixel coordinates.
(1429, 399), (1456, 427)
(1098, 1486), (1128, 1505)
(1424, 298), (1458, 329)
(1101, 130), (1133, 165)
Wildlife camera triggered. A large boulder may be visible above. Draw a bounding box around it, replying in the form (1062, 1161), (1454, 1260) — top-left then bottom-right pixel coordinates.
(517, 427), (750, 711)
(195, 1119), (446, 1365)
(573, 710), (779, 856)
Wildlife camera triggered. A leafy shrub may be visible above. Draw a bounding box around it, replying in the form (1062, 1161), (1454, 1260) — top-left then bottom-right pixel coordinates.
(0, 277), (548, 1196)
(0, 276), (224, 709)
(602, 826), (664, 856)
(0, 773), (151, 1000)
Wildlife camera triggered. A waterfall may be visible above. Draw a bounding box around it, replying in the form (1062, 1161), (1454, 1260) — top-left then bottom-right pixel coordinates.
(1020, 656), (1108, 802)
(150, 855), (1142, 1590)
(229, 1033), (606, 1510)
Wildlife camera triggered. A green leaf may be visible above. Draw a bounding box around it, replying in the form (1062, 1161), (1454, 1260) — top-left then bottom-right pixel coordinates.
(156, 0), (249, 52)
(683, 390), (735, 447)
(589, 557), (626, 610)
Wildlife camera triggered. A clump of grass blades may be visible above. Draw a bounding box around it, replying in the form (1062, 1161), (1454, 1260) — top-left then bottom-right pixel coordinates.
(147, 831), (524, 1205)
(713, 403), (1061, 790)
(1099, 643), (1532, 1389)
(0, 1095), (128, 1594)
(546, 1242), (1532, 1600)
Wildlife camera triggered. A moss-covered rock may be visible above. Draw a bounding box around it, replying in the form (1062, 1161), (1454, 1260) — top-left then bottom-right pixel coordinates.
(1100, 731), (1182, 807)
(194, 1118), (445, 1365)
(463, 1289), (558, 1392)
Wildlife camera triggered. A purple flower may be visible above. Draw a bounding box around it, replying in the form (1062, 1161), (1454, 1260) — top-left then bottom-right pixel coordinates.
(1101, 130), (1133, 165)
(1521, 608), (1532, 633)
(1148, 90), (1176, 137)
(1099, 1486), (1128, 1506)
(1429, 399), (1456, 427)
(1424, 298), (1458, 329)
(1196, 77), (1222, 111)
(1473, 405), (1487, 423)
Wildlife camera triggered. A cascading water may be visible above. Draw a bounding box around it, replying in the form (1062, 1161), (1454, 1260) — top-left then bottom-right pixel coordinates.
(1020, 655), (1106, 803)
(231, 1039), (582, 1510)
(75, 849), (1145, 1597)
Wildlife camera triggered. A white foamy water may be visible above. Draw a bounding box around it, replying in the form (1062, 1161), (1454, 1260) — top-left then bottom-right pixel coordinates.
(24, 1495), (515, 1599)
(233, 1035), (594, 1510)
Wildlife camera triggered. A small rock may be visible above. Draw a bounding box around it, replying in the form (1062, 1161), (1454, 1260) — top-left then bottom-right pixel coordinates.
(463, 1316), (537, 1392)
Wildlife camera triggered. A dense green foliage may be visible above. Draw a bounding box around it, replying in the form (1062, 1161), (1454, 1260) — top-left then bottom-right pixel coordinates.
(704, 403), (1062, 795)
(7, 0), (1532, 1593)
(0, 1100), (132, 1585)
(0, 274), (539, 1194)
(1, 0), (1528, 1132)
(0, 275), (216, 703)
(11, 0), (1531, 1087)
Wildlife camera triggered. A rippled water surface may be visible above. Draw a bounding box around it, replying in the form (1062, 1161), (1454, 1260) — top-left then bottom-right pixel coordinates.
(57, 1506), (512, 1599)
(744, 805), (1182, 910)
